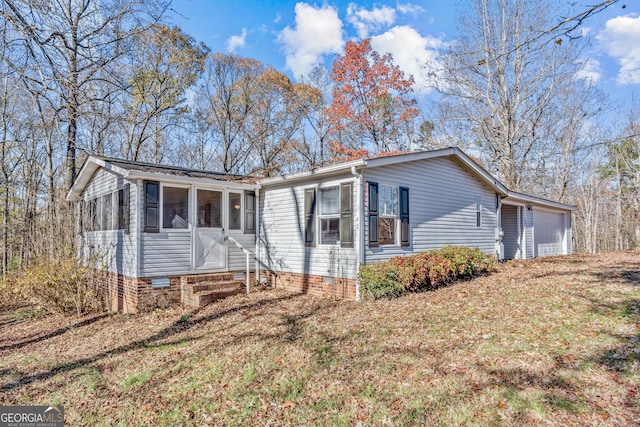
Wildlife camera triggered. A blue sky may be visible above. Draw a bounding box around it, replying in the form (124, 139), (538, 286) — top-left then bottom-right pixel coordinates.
(169, 1), (640, 110)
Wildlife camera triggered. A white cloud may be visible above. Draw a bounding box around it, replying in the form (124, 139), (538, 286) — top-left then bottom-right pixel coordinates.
(371, 25), (443, 93)
(575, 58), (602, 84)
(227, 28), (247, 52)
(277, 3), (344, 78)
(396, 2), (426, 16)
(597, 13), (640, 85)
(347, 3), (396, 39)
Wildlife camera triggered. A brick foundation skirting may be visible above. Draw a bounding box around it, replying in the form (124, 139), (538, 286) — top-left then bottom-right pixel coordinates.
(262, 270), (357, 300)
(95, 271), (181, 313)
(95, 270), (254, 313)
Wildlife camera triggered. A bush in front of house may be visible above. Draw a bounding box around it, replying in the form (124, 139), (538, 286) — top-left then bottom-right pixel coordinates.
(5, 251), (106, 316)
(359, 246), (495, 300)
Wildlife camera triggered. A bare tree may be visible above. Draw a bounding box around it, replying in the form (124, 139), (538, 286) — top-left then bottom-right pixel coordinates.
(293, 65), (331, 170)
(120, 24), (208, 163)
(247, 68), (311, 177)
(193, 54), (262, 174)
(428, 0), (601, 193)
(1, 0), (169, 188)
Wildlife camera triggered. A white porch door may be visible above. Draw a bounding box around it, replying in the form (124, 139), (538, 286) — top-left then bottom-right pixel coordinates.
(194, 189), (226, 270)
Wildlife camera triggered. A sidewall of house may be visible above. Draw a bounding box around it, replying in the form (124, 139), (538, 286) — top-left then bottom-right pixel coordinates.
(137, 182), (257, 278)
(361, 156), (499, 264)
(259, 173), (359, 296)
(81, 169), (138, 278)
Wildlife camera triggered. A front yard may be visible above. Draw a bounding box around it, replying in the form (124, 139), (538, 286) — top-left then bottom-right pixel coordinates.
(1, 252), (639, 425)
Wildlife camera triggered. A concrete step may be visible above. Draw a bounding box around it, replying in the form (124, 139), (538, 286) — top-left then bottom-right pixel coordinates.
(181, 273), (235, 285)
(188, 280), (242, 293)
(196, 287), (244, 306)
(181, 280), (244, 308)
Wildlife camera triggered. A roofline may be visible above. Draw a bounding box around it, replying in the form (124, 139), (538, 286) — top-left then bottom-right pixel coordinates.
(67, 156), (119, 201)
(67, 155), (259, 201)
(259, 147), (509, 195)
(504, 190), (576, 211)
(258, 158), (367, 186)
(364, 147), (509, 196)
(125, 170), (259, 189)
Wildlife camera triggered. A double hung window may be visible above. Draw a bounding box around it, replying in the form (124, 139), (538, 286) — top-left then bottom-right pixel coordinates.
(304, 183), (353, 248)
(368, 182), (410, 247)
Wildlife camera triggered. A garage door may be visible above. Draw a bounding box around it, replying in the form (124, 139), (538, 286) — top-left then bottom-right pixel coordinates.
(533, 210), (565, 257)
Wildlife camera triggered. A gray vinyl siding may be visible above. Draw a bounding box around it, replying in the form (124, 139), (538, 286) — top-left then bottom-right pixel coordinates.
(227, 230), (256, 271)
(259, 175), (358, 280)
(138, 184), (257, 278)
(524, 207), (534, 259)
(363, 156), (498, 264)
(139, 230), (192, 277)
(501, 204), (519, 260)
(81, 169), (138, 277)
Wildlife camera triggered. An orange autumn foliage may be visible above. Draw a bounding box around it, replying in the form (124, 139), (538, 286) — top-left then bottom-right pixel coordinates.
(327, 39), (418, 154)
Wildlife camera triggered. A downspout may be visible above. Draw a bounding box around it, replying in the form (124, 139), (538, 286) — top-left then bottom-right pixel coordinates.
(136, 179), (142, 279)
(352, 166), (363, 302)
(255, 186), (261, 285)
(496, 194), (502, 260)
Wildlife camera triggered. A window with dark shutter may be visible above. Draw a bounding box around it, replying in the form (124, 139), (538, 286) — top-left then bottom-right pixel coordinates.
(118, 184), (130, 234)
(144, 181), (159, 233)
(368, 182), (378, 247)
(400, 187), (410, 247)
(304, 188), (316, 247)
(340, 182), (353, 248)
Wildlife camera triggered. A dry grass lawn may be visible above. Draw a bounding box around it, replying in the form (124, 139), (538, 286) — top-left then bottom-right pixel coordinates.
(1, 252), (639, 426)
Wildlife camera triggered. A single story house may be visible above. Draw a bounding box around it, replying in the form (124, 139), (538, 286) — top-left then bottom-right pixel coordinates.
(67, 147), (575, 312)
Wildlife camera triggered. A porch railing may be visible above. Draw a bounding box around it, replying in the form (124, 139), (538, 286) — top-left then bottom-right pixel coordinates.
(226, 236), (253, 295)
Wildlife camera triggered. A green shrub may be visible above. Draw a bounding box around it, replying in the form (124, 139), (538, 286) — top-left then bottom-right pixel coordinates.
(6, 251), (106, 316)
(358, 261), (405, 300)
(430, 245), (494, 278)
(359, 246), (495, 300)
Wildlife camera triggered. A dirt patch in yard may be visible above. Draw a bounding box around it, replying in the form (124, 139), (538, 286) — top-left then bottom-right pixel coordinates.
(1, 251), (639, 425)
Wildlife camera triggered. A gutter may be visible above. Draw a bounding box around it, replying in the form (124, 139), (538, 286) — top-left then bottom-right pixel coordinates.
(351, 165), (364, 302)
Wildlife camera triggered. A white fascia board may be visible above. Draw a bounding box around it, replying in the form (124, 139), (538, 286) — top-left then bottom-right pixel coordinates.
(506, 191), (576, 211)
(259, 159), (366, 187)
(363, 147), (457, 168)
(126, 170), (259, 190)
(66, 156), (131, 201)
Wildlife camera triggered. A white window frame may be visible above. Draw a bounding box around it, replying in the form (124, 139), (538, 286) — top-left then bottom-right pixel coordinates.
(476, 196), (482, 228)
(317, 185), (341, 246)
(194, 186), (225, 229)
(378, 185), (398, 246)
(160, 183), (191, 232)
(227, 191), (243, 231)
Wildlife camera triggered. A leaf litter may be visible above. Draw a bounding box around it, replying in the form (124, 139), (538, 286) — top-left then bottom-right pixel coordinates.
(0, 251), (639, 425)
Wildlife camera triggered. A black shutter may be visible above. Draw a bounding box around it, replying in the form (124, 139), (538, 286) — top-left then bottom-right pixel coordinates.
(400, 187), (410, 247)
(340, 182), (353, 248)
(304, 188), (316, 247)
(144, 181), (159, 233)
(123, 183), (130, 234)
(368, 182), (378, 247)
